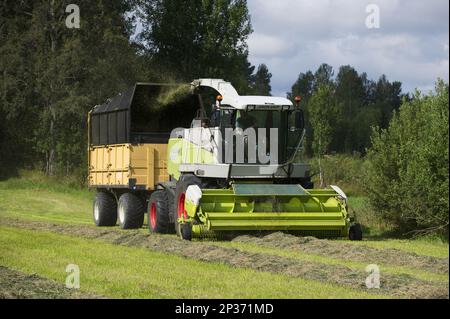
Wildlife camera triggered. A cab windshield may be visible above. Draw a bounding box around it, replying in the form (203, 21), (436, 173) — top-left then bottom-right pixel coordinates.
(212, 109), (303, 164)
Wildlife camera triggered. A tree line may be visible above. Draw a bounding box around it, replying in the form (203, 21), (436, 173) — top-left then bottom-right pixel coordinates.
(287, 64), (405, 157)
(0, 0), (403, 177)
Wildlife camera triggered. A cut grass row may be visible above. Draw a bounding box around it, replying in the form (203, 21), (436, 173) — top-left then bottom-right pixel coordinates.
(0, 226), (384, 299)
(0, 266), (101, 299)
(0, 185), (447, 259)
(2, 217), (447, 298)
(211, 241), (448, 283)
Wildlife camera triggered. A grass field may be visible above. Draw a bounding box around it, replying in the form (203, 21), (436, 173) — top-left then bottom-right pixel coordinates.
(0, 174), (448, 299)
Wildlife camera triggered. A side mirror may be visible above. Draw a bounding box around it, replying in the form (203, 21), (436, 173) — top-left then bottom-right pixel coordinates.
(210, 109), (220, 127)
(294, 109), (304, 130)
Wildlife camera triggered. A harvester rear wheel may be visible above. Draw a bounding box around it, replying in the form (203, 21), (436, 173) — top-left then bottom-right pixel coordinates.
(174, 174), (202, 239)
(349, 223), (363, 241)
(148, 190), (171, 234)
(93, 191), (117, 226)
(118, 192), (145, 229)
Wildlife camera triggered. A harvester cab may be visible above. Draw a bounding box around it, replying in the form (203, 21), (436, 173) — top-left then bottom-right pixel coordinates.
(175, 79), (307, 170)
(88, 79), (362, 241)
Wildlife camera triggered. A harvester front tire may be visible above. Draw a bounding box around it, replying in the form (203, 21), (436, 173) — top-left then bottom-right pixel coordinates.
(174, 174), (202, 238)
(118, 192), (145, 229)
(148, 190), (170, 234)
(93, 191), (117, 226)
(181, 223), (192, 241)
(349, 223), (363, 241)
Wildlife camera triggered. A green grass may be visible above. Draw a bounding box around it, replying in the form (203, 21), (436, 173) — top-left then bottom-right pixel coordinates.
(347, 196), (394, 237)
(0, 170), (89, 193)
(212, 241), (448, 283)
(0, 188), (93, 225)
(1, 177), (447, 259)
(0, 170), (94, 224)
(347, 197), (448, 258)
(0, 226), (384, 299)
(0, 173), (447, 299)
(308, 154), (366, 196)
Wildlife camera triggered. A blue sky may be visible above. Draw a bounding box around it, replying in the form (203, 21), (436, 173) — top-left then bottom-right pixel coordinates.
(247, 0), (449, 96)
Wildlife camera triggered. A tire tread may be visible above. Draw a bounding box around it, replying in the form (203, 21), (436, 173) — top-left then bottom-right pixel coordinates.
(119, 192), (145, 229)
(93, 191), (117, 226)
(149, 190), (171, 233)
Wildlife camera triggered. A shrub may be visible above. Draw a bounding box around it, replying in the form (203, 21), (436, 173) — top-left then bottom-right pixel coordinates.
(365, 80), (449, 237)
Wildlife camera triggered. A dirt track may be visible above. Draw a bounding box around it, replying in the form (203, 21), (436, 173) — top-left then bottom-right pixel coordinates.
(0, 266), (102, 299)
(1, 217), (448, 299)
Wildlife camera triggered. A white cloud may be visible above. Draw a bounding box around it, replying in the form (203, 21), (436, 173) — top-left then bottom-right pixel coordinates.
(247, 0), (449, 96)
(248, 33), (294, 57)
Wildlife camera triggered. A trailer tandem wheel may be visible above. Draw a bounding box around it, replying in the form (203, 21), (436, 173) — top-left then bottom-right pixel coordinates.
(118, 192), (145, 229)
(93, 191), (117, 226)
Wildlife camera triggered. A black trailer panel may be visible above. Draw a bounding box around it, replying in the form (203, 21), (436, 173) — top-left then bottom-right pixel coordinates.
(89, 83), (199, 146)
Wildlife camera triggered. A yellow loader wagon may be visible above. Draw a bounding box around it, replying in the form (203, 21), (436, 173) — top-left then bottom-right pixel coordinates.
(88, 79), (362, 240)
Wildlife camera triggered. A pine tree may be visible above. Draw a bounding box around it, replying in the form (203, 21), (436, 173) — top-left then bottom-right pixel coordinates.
(250, 64), (272, 95)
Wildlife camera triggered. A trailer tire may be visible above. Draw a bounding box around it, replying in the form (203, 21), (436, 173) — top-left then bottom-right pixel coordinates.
(174, 174), (202, 238)
(349, 223), (363, 241)
(93, 191), (117, 226)
(118, 192), (145, 229)
(148, 190), (170, 233)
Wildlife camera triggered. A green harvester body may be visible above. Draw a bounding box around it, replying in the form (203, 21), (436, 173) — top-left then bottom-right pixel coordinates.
(168, 79), (353, 239)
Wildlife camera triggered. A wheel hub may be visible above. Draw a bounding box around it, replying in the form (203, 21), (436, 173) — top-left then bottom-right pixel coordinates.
(94, 201), (100, 221)
(150, 203), (157, 229)
(118, 202), (125, 224)
(177, 193), (187, 220)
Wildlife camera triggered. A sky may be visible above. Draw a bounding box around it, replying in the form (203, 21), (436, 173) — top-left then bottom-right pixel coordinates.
(246, 0), (449, 97)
